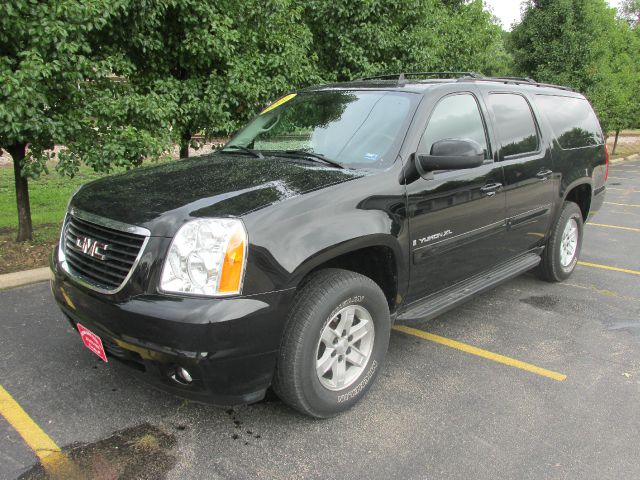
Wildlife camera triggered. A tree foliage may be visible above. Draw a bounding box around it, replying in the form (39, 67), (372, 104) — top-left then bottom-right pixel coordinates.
(2, 0), (585, 244)
(302, 0), (507, 81)
(589, 18), (640, 134)
(0, 0), (172, 240)
(103, 0), (319, 158)
(620, 0), (640, 26)
(509, 0), (639, 134)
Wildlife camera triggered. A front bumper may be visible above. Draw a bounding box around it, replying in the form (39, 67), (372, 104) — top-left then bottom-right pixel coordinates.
(50, 250), (294, 406)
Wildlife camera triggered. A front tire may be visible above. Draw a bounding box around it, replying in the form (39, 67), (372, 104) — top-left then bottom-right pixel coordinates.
(536, 201), (583, 282)
(273, 269), (390, 418)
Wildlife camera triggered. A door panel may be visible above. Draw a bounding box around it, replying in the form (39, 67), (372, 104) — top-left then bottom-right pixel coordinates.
(405, 92), (507, 305)
(483, 92), (556, 255)
(405, 164), (506, 304)
(501, 155), (555, 251)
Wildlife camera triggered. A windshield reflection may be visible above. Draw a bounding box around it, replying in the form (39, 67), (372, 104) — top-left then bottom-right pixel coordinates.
(226, 90), (418, 169)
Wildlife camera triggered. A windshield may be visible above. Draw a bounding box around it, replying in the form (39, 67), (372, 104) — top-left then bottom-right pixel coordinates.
(225, 90), (418, 169)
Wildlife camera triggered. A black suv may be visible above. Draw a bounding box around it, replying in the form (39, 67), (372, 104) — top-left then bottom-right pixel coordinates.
(51, 73), (607, 417)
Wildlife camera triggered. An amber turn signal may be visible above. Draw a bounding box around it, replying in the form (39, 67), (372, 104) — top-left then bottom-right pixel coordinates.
(218, 224), (247, 294)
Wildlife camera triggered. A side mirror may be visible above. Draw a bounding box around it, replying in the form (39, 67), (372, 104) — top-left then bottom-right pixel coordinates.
(416, 139), (485, 172)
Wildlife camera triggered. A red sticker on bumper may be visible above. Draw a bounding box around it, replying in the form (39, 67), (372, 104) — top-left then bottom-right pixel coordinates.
(77, 323), (108, 363)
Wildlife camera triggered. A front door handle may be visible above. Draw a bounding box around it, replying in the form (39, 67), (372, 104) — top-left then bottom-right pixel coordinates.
(480, 182), (503, 196)
(536, 169), (553, 180)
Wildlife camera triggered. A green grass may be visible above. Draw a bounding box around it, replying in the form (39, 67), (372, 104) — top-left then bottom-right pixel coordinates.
(0, 166), (114, 236)
(607, 130), (640, 160)
(1, 164), (141, 273)
(0, 161), (172, 273)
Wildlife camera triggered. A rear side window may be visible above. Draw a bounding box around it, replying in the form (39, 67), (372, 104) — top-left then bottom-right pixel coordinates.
(488, 93), (539, 157)
(535, 95), (604, 148)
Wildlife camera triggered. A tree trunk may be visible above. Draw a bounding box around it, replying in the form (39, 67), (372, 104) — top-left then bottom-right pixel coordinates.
(612, 129), (620, 155)
(8, 143), (33, 242)
(179, 130), (191, 159)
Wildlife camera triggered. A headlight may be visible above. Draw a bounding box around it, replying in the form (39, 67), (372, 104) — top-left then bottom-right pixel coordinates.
(160, 218), (248, 296)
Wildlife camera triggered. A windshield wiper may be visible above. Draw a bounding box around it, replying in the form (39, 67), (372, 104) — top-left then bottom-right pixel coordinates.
(222, 145), (264, 159)
(281, 150), (345, 169)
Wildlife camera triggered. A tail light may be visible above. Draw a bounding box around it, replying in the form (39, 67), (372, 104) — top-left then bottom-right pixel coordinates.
(604, 144), (609, 181)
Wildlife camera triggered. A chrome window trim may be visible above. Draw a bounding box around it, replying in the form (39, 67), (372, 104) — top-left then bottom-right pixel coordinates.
(59, 208), (150, 295)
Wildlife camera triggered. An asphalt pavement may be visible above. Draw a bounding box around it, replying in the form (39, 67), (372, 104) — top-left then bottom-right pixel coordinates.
(1, 161), (639, 479)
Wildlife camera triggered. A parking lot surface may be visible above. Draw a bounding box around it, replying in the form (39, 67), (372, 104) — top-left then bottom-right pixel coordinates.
(2, 160), (640, 479)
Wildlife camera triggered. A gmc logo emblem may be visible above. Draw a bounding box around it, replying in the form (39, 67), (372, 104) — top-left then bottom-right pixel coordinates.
(72, 236), (109, 261)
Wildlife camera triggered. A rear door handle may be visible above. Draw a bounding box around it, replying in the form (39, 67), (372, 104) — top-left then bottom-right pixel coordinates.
(480, 182), (503, 196)
(536, 169), (553, 180)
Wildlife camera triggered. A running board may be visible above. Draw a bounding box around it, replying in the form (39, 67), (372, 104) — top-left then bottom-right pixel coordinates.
(397, 253), (541, 322)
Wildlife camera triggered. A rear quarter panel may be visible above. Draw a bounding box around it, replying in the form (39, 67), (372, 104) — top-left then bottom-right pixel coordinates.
(526, 90), (607, 222)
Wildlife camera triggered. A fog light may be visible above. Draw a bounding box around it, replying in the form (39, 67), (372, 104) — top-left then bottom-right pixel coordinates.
(170, 366), (193, 385)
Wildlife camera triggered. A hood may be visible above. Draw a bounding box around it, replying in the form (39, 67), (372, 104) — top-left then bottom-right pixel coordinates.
(71, 153), (364, 237)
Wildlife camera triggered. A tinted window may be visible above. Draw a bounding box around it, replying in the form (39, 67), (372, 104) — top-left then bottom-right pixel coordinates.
(227, 90), (417, 168)
(535, 95), (603, 148)
(420, 94), (488, 157)
(489, 94), (539, 157)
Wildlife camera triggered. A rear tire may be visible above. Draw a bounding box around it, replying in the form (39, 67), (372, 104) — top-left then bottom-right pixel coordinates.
(536, 201), (583, 282)
(273, 268), (390, 418)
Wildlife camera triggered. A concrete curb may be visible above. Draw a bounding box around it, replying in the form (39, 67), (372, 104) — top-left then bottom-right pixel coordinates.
(0, 267), (51, 290)
(610, 153), (639, 164)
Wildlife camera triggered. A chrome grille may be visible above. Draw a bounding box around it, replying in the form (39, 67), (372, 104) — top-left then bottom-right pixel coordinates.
(61, 211), (148, 292)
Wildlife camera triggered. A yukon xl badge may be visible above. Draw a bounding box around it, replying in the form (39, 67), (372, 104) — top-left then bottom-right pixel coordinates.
(71, 235), (110, 260)
(413, 229), (453, 247)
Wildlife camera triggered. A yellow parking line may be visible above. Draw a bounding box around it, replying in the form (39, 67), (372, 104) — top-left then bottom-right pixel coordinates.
(578, 261), (640, 276)
(0, 385), (77, 476)
(562, 283), (640, 303)
(604, 202), (640, 208)
(607, 176), (626, 180)
(607, 187), (640, 193)
(392, 325), (567, 381)
(588, 223), (640, 233)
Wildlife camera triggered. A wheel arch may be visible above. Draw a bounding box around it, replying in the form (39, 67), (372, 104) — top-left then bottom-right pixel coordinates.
(286, 234), (406, 314)
(562, 180), (593, 221)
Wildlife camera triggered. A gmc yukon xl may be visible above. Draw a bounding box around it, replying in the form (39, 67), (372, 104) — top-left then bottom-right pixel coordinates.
(51, 73), (608, 417)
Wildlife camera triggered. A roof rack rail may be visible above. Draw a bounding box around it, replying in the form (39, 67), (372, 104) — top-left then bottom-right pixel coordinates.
(489, 76), (535, 83)
(460, 76), (574, 92)
(356, 72), (574, 91)
(360, 71), (482, 82)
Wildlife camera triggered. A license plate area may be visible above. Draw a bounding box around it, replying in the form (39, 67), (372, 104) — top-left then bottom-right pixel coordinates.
(77, 323), (108, 363)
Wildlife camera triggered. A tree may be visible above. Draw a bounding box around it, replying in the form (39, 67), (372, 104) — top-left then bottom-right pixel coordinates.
(0, 1), (171, 241)
(302, 0), (508, 81)
(588, 17), (640, 150)
(103, 0), (318, 158)
(437, 0), (512, 75)
(620, 0), (640, 26)
(509, 0), (637, 134)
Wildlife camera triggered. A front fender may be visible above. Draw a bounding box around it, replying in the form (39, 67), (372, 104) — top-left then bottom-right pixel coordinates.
(240, 169), (410, 297)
